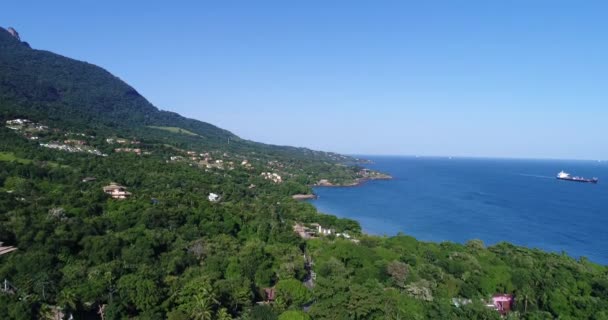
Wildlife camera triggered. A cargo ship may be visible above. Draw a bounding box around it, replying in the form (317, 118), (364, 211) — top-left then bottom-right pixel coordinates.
(556, 171), (598, 184)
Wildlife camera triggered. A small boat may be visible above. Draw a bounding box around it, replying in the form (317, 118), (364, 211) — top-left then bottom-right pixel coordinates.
(556, 171), (598, 184)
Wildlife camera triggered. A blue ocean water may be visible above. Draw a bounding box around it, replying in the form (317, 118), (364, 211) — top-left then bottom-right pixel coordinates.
(310, 156), (608, 265)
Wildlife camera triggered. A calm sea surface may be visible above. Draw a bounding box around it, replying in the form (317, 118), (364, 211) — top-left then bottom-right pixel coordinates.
(310, 156), (608, 265)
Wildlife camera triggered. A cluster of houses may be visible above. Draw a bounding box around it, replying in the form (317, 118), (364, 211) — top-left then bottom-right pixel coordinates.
(292, 223), (332, 238)
(5, 119), (114, 157)
(293, 222), (359, 243)
(64, 132), (88, 138)
(106, 138), (139, 145)
(5, 119), (48, 140)
(261, 172), (282, 183)
(40, 142), (107, 157)
(267, 160), (285, 168)
(169, 150), (257, 172)
(5, 119), (47, 131)
(241, 160), (253, 169)
(64, 139), (86, 146)
(114, 148), (143, 155)
(102, 182), (223, 204)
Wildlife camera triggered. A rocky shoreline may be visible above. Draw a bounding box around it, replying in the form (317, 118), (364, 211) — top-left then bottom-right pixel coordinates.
(313, 174), (393, 188)
(292, 194), (318, 200)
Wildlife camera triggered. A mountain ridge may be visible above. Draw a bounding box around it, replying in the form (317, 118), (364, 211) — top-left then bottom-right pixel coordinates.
(0, 26), (239, 141)
(0, 26), (361, 166)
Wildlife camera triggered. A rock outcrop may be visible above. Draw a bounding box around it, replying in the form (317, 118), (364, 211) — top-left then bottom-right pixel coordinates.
(7, 27), (20, 41)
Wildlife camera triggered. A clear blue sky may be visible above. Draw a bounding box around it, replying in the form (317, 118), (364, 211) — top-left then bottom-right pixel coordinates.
(2, 1), (607, 159)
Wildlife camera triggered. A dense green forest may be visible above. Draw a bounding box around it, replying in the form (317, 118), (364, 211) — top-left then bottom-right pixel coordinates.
(1, 26), (607, 319)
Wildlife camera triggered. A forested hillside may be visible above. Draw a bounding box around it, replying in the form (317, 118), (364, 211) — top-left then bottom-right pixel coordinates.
(1, 26), (607, 320)
(0, 26), (356, 164)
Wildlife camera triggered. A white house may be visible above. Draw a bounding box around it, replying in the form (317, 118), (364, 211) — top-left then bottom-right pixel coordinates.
(208, 193), (220, 202)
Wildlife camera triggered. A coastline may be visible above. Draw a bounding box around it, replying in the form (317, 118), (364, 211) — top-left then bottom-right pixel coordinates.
(312, 175), (393, 188)
(292, 194), (318, 200)
(306, 156), (608, 265)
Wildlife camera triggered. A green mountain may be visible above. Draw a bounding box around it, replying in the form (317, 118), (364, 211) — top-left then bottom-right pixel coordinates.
(0, 26), (235, 140)
(0, 26), (354, 165)
(1, 27), (607, 320)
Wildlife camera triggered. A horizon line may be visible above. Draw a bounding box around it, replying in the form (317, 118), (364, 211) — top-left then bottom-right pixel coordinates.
(346, 153), (607, 162)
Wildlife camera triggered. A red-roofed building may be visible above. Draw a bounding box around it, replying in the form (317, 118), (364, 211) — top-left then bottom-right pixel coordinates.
(264, 287), (276, 302)
(491, 294), (514, 314)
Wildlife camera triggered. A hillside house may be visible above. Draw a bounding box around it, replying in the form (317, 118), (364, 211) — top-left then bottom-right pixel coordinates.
(311, 223), (334, 235)
(0, 242), (17, 256)
(293, 223), (316, 239)
(488, 294), (514, 315)
(336, 232), (351, 239)
(103, 183), (132, 199)
(6, 119), (30, 125)
(261, 172), (282, 183)
(208, 193), (220, 202)
(452, 298), (472, 307)
(264, 287), (276, 302)
(114, 148), (142, 155)
(64, 139), (86, 145)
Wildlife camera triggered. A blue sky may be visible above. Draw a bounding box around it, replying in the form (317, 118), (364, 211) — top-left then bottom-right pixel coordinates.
(2, 1), (607, 159)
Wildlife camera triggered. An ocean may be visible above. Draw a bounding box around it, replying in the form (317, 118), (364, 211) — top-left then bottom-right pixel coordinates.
(310, 156), (608, 265)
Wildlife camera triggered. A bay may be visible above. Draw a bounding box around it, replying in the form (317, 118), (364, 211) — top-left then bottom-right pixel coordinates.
(310, 156), (608, 265)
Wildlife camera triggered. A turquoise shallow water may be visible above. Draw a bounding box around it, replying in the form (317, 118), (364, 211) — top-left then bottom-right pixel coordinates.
(310, 156), (608, 265)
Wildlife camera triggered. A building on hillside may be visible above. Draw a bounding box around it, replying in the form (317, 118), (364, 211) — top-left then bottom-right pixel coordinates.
(264, 287), (276, 302)
(114, 148), (142, 155)
(103, 183), (132, 199)
(64, 139), (86, 145)
(452, 298), (472, 307)
(488, 294), (514, 315)
(82, 177), (97, 183)
(336, 232), (351, 239)
(293, 223), (316, 239)
(5, 119), (30, 125)
(0, 242), (17, 256)
(261, 172), (282, 183)
(208, 193), (221, 202)
(310, 223), (334, 235)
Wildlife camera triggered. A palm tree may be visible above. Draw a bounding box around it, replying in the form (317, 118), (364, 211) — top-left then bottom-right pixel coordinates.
(58, 289), (78, 313)
(519, 286), (535, 313)
(38, 304), (63, 320)
(191, 292), (218, 320)
(217, 308), (233, 320)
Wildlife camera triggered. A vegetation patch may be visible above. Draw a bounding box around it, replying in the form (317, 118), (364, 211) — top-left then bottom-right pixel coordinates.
(0, 151), (31, 164)
(148, 126), (201, 137)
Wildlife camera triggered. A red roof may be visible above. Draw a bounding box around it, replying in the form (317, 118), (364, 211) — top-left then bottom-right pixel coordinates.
(264, 288), (276, 301)
(492, 294), (514, 314)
